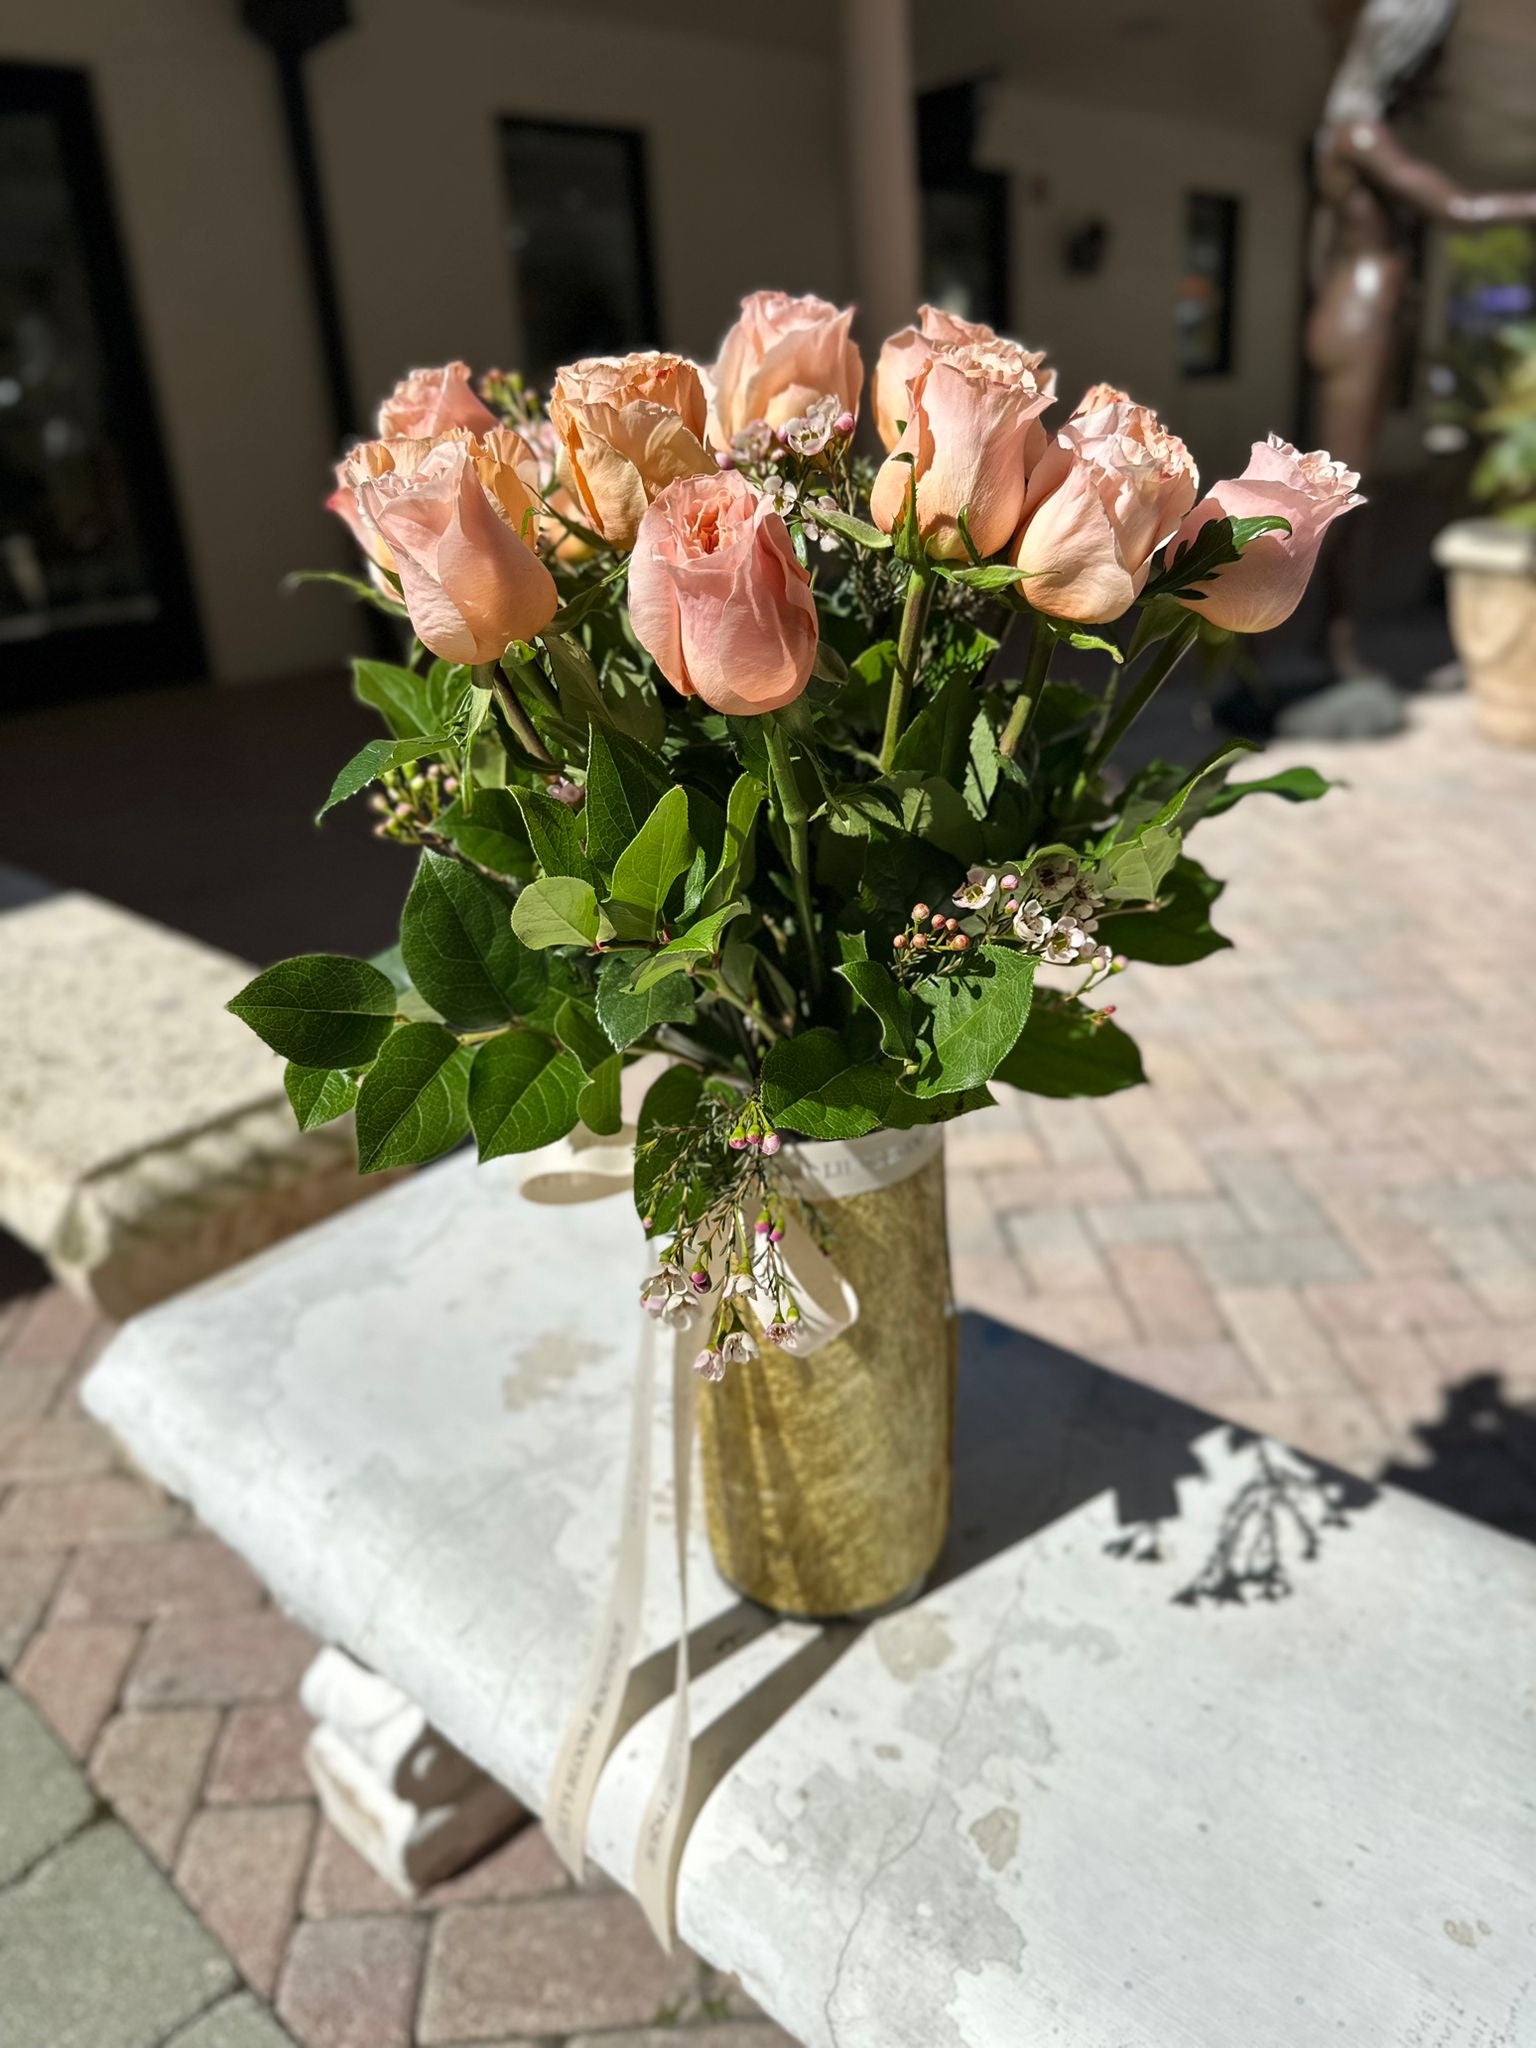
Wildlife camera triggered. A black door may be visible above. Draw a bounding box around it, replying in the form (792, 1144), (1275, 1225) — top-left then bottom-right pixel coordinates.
(0, 61), (204, 711)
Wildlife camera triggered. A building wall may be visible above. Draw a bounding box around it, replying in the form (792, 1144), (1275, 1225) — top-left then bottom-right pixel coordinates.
(979, 85), (1310, 484)
(3, 0), (850, 684)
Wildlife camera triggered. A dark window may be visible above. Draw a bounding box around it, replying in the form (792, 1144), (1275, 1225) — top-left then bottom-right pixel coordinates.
(0, 62), (203, 708)
(1178, 193), (1241, 378)
(498, 118), (660, 381)
(918, 84), (1009, 332)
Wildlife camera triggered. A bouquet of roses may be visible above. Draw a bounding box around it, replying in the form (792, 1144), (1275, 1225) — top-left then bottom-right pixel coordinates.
(230, 292), (1361, 1377)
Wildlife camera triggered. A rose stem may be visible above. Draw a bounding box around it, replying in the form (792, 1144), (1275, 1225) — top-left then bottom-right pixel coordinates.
(878, 561), (935, 772)
(1086, 613), (1200, 773)
(998, 612), (1056, 759)
(763, 712), (823, 1003)
(485, 663), (554, 769)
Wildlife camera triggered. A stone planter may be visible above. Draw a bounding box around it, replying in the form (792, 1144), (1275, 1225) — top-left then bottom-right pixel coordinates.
(697, 1129), (956, 1620)
(1432, 518), (1536, 747)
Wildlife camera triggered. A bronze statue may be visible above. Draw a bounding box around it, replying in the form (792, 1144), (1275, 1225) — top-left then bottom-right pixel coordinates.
(1307, 0), (1536, 699)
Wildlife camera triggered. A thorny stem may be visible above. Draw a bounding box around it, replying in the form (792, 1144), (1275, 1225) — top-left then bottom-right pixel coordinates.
(1086, 614), (1200, 775)
(878, 561), (935, 772)
(998, 614), (1055, 760)
(762, 712), (823, 1003)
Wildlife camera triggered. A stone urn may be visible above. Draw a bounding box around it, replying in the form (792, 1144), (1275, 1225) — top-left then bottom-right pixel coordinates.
(1432, 519), (1536, 747)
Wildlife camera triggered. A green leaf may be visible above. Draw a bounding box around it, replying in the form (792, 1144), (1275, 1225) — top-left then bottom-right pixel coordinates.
(835, 956), (916, 1061)
(813, 506), (892, 550)
(468, 1031), (585, 1160)
(701, 773), (765, 912)
(578, 1054), (623, 1136)
(634, 1062), (706, 1231)
(945, 562), (1033, 591)
(608, 785), (694, 930)
(510, 787), (600, 888)
(630, 899), (748, 991)
(283, 1063), (359, 1131)
(583, 729), (672, 874)
(963, 710), (1001, 817)
(554, 996), (614, 1074)
(228, 955), (398, 1067)
(355, 1022), (471, 1170)
(596, 953), (697, 1050)
(994, 999), (1146, 1098)
(891, 669), (975, 786)
(908, 946), (1035, 1097)
(1097, 855), (1232, 966)
(1145, 513), (1292, 604)
(510, 876), (601, 950)
(891, 774), (983, 863)
(1098, 825), (1181, 903)
(287, 567), (406, 617)
(542, 631), (606, 728)
(1061, 629), (1123, 663)
(317, 736), (452, 820)
(1202, 765), (1333, 816)
(399, 852), (546, 1029)
(760, 1026), (892, 1140)
(435, 788), (535, 881)
(352, 657), (458, 739)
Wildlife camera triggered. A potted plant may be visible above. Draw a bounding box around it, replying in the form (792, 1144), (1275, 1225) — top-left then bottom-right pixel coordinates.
(1433, 317), (1536, 745)
(230, 296), (1359, 1623)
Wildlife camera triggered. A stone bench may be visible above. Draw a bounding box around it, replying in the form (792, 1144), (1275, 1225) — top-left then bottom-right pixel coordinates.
(82, 1151), (1536, 2047)
(0, 871), (391, 1315)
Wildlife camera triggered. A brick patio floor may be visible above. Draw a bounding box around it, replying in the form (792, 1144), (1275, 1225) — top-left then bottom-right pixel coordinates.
(2, 695), (1534, 2045)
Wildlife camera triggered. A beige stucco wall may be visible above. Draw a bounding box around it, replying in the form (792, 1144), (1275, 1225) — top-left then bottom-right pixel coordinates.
(980, 85), (1310, 484)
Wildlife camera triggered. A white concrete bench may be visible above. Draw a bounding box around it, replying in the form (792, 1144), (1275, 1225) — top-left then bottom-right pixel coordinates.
(82, 1151), (1536, 2048)
(0, 874), (390, 1315)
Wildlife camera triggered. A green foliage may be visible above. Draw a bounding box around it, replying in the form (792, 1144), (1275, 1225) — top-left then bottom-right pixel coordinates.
(608, 785), (694, 930)
(906, 947), (1035, 1097)
(630, 899), (748, 991)
(352, 658), (461, 739)
(434, 789), (535, 881)
(468, 1031), (585, 1159)
(317, 736), (452, 820)
(1144, 514), (1293, 605)
(634, 1063), (707, 1231)
(596, 953), (697, 1050)
(995, 1000), (1146, 1098)
(511, 876), (601, 950)
(1097, 856), (1232, 965)
(399, 853), (545, 1028)
(583, 729), (672, 874)
(1202, 765), (1332, 816)
(283, 1063), (359, 1131)
(355, 1022), (472, 1170)
(760, 1025), (892, 1139)
(228, 955), (398, 1068)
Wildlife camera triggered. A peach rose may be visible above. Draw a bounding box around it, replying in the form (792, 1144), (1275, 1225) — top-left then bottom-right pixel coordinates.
(349, 436), (557, 664)
(628, 471), (818, 716)
(871, 307), (1051, 453)
(548, 352), (713, 551)
(709, 291), (862, 445)
(1171, 435), (1364, 633)
(869, 339), (1054, 561)
(377, 361), (498, 441)
(1013, 386), (1199, 623)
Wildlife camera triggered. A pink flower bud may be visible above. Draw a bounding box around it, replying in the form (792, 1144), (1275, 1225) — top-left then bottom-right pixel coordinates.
(944, 917), (958, 932)
(745, 1131), (761, 1147)
(912, 932), (929, 952)
(769, 1227), (784, 1243)
(930, 912), (945, 928)
(1001, 873), (1019, 891)
(755, 1218), (771, 1235)
(835, 411), (856, 437)
(715, 448), (736, 470)
(912, 903), (930, 921)
(729, 1135), (748, 1151)
(689, 1269), (711, 1293)
(761, 1131), (782, 1156)
(952, 933), (970, 950)
(893, 933), (908, 951)
(774, 422), (791, 445)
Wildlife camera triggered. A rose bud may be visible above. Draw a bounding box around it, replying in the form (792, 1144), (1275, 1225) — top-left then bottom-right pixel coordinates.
(349, 435), (557, 663)
(378, 360), (498, 440)
(871, 306), (1049, 453)
(1170, 435), (1365, 633)
(871, 339), (1054, 560)
(628, 471), (819, 716)
(708, 290), (863, 445)
(548, 353), (714, 552)
(1014, 386), (1199, 624)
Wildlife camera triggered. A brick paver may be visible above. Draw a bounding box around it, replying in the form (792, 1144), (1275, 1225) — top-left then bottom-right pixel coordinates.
(0, 694), (1532, 2046)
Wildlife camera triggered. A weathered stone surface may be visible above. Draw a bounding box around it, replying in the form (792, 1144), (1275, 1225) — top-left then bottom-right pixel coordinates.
(0, 1821), (234, 2046)
(174, 1803), (314, 1996)
(164, 1992), (300, 2048)
(83, 1140), (1536, 2048)
(275, 1914), (426, 2048)
(0, 1681), (93, 1883)
(90, 1707), (221, 1867)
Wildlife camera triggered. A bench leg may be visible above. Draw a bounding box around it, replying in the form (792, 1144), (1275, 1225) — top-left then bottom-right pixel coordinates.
(299, 1647), (525, 1896)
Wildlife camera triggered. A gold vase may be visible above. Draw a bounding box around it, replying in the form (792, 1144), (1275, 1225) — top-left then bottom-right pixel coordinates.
(697, 1133), (955, 1619)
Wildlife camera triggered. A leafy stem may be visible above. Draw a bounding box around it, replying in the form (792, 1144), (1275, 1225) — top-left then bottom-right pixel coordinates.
(485, 662), (554, 768)
(878, 560), (935, 772)
(998, 612), (1056, 759)
(762, 711), (823, 1003)
(1086, 613), (1200, 773)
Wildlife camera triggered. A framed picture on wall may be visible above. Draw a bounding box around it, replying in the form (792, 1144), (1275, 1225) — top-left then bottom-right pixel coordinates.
(499, 117), (661, 383)
(1178, 192), (1241, 379)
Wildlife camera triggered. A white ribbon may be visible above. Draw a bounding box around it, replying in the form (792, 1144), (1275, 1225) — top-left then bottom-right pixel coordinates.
(527, 1117), (942, 1943)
